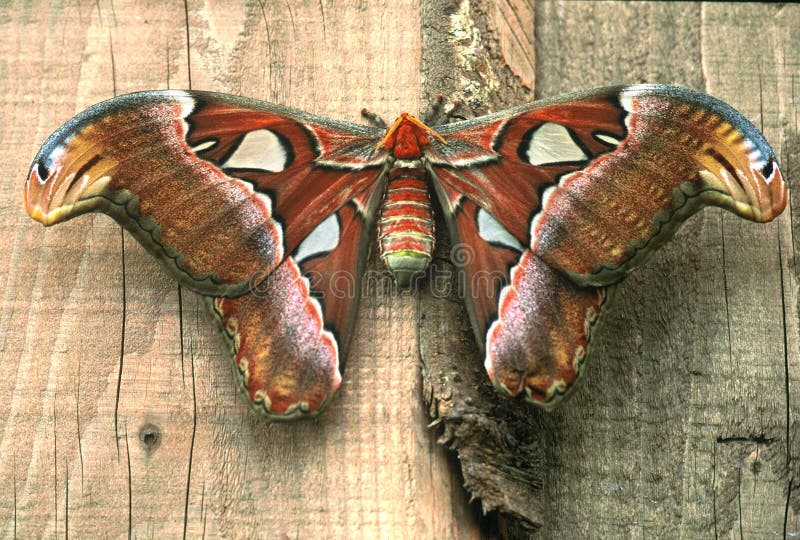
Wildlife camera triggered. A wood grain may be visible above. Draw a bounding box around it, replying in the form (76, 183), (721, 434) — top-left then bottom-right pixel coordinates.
(0, 1), (479, 537)
(530, 2), (799, 538)
(420, 1), (799, 537)
(0, 1), (797, 538)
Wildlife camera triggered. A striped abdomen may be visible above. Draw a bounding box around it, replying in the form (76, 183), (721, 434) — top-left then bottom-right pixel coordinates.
(378, 165), (435, 286)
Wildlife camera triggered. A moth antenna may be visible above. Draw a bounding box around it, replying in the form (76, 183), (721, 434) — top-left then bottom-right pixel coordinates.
(374, 115), (406, 152)
(361, 108), (387, 129)
(374, 113), (446, 153)
(404, 114), (446, 144)
(423, 94), (446, 124)
(425, 95), (466, 125)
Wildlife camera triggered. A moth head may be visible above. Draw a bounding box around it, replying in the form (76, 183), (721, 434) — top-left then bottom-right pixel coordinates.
(375, 113), (445, 160)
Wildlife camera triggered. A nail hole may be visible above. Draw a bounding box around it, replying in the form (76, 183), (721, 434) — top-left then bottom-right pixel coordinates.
(138, 423), (162, 452)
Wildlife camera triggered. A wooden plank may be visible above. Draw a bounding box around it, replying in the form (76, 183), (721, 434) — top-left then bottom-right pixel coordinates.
(528, 2), (799, 538)
(2, 0), (797, 537)
(0, 1), (482, 537)
(700, 6), (800, 537)
(421, 0), (798, 536)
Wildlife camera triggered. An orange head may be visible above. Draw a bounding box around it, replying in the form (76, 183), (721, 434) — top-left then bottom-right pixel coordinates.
(375, 113), (445, 160)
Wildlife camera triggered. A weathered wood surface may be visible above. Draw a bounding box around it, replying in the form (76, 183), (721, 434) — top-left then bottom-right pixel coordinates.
(0, 2), (479, 538)
(531, 4), (799, 537)
(0, 1), (797, 538)
(421, 2), (799, 537)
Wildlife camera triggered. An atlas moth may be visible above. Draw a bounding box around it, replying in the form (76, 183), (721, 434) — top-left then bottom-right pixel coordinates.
(24, 85), (786, 420)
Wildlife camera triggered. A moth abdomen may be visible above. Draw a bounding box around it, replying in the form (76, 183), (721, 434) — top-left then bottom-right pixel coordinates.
(377, 164), (435, 286)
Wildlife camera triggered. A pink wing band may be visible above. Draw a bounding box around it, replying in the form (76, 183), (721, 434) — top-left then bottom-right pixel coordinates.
(208, 257), (341, 419)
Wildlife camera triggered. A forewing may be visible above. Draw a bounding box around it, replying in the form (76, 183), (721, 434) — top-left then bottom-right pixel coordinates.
(430, 84), (786, 286)
(24, 90), (384, 296)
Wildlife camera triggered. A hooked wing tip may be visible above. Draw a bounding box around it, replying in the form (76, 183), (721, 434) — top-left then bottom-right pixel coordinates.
(24, 161), (60, 225)
(759, 159), (788, 222)
(24, 163), (56, 224)
(24, 117), (117, 226)
(697, 154), (787, 224)
(23, 158), (113, 226)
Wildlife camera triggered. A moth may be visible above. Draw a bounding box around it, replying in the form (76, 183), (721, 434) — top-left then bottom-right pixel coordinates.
(24, 85), (786, 420)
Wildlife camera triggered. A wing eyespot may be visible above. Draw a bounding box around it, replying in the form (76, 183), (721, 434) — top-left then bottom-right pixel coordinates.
(593, 132), (622, 147)
(476, 208), (523, 252)
(294, 214), (341, 264)
(190, 139), (218, 153)
(762, 159), (775, 180)
(222, 129), (294, 173)
(35, 161), (49, 183)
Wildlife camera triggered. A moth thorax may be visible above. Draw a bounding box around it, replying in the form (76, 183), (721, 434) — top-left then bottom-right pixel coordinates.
(378, 165), (435, 287)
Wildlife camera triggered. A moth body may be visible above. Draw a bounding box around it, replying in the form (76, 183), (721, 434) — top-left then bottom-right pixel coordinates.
(377, 161), (436, 286)
(376, 114), (441, 286)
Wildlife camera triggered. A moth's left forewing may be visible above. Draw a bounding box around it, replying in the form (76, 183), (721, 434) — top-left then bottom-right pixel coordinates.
(519, 85), (787, 286)
(427, 93), (631, 245)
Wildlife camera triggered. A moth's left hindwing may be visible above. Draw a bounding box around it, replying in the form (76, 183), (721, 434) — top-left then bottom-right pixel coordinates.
(25, 90), (386, 419)
(427, 84), (786, 407)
